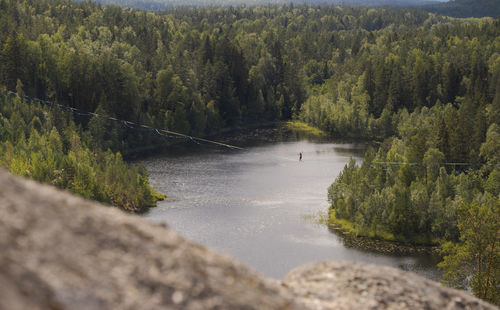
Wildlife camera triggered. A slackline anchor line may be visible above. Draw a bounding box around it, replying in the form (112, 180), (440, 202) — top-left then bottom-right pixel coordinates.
(0, 91), (245, 151)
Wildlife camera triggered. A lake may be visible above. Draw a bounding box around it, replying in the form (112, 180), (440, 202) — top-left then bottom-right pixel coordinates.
(142, 132), (441, 280)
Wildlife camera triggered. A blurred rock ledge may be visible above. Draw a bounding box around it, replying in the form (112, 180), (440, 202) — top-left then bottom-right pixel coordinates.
(0, 168), (496, 310)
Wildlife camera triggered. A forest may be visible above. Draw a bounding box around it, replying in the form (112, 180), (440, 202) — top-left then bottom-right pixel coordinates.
(315, 10), (500, 303)
(423, 0), (500, 18)
(0, 92), (163, 211)
(75, 0), (500, 18)
(0, 0), (498, 303)
(74, 0), (447, 11)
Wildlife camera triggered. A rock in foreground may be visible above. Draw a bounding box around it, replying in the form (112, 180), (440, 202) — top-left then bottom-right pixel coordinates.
(0, 169), (298, 310)
(283, 261), (497, 309)
(0, 169), (496, 310)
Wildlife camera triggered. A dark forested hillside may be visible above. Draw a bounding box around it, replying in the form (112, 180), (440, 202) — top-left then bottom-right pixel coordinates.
(423, 0), (500, 18)
(0, 0), (444, 156)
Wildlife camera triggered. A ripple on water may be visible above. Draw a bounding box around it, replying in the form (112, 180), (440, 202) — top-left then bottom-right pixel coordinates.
(142, 139), (441, 280)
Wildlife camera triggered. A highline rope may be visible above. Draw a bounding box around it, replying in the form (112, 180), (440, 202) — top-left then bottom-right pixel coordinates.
(1, 91), (244, 150)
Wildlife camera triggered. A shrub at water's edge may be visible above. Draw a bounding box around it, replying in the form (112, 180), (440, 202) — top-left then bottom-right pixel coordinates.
(328, 209), (397, 243)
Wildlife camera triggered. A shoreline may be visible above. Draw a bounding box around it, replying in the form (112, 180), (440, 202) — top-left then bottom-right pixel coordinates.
(122, 121), (281, 160)
(133, 121), (368, 212)
(328, 210), (440, 256)
(125, 120), (336, 160)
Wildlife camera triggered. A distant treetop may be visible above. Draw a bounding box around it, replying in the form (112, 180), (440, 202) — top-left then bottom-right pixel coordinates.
(74, 0), (445, 10)
(74, 0), (498, 18)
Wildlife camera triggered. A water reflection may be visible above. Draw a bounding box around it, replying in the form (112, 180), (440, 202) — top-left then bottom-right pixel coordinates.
(141, 133), (441, 281)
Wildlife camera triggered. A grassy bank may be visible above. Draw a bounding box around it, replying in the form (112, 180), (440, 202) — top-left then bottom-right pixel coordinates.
(329, 209), (395, 241)
(284, 121), (327, 138)
(329, 209), (439, 246)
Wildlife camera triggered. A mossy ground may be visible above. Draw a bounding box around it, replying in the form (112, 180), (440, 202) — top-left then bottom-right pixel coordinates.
(329, 209), (438, 246)
(284, 121), (327, 138)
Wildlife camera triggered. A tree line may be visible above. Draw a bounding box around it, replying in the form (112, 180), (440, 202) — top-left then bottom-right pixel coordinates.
(317, 14), (500, 303)
(423, 0), (500, 18)
(78, 0), (500, 18)
(1, 0), (440, 156)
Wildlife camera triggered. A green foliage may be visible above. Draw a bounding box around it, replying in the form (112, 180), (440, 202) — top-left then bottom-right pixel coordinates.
(328, 100), (499, 243)
(320, 14), (499, 301)
(301, 17), (500, 141)
(328, 100), (499, 304)
(423, 0), (500, 18)
(2, 1), (497, 151)
(284, 120), (327, 137)
(0, 95), (162, 212)
(438, 194), (499, 305)
(480, 124), (500, 165)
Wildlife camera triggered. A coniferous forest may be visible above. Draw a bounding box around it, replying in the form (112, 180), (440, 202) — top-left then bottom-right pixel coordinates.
(0, 0), (498, 303)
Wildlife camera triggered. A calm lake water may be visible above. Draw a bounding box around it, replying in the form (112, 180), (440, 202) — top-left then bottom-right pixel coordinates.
(142, 133), (441, 281)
